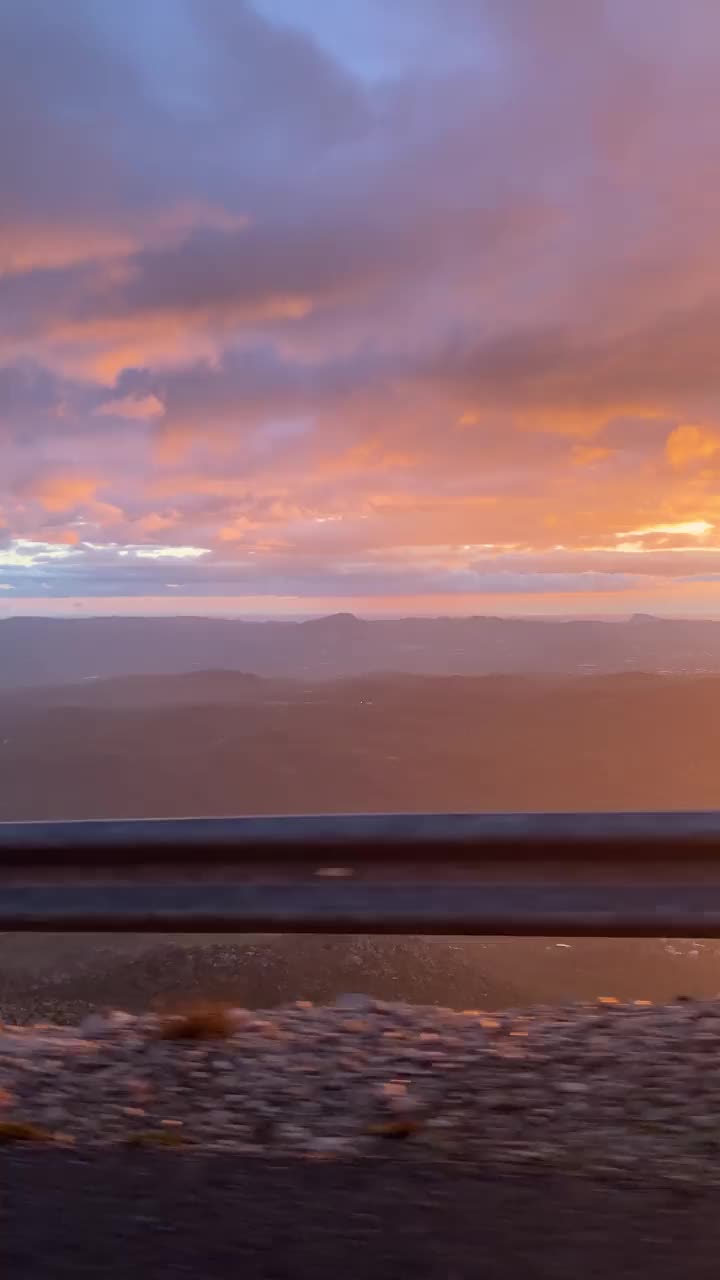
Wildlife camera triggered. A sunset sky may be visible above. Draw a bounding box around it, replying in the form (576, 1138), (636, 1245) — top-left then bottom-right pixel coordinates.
(3, 0), (720, 617)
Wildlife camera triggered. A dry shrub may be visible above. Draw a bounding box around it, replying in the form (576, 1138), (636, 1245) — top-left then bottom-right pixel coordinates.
(0, 1121), (53, 1144)
(126, 1129), (188, 1149)
(368, 1120), (421, 1139)
(158, 1002), (236, 1041)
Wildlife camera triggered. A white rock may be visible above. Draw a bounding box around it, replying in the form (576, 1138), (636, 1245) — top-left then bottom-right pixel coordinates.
(335, 993), (374, 1011)
(308, 1136), (350, 1154)
(226, 1008), (250, 1031)
(389, 1095), (421, 1116)
(79, 1010), (134, 1039)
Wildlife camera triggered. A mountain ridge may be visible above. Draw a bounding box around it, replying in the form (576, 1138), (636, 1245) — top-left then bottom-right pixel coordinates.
(3, 613), (720, 686)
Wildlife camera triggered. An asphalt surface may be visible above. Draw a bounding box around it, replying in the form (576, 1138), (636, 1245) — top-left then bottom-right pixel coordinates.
(2, 1152), (720, 1278)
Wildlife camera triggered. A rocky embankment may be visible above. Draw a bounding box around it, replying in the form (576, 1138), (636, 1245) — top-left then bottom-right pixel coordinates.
(2, 995), (720, 1187)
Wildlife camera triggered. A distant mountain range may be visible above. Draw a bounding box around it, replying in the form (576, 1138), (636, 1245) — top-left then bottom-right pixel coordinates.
(3, 612), (720, 687)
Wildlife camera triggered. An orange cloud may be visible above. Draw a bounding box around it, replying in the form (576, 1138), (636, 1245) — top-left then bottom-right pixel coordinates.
(132, 512), (179, 536)
(321, 438), (420, 475)
(666, 424), (720, 468)
(24, 528), (80, 546)
(0, 204), (249, 277)
(31, 474), (98, 513)
(18, 285), (314, 385)
(0, 227), (138, 277)
(572, 445), (612, 466)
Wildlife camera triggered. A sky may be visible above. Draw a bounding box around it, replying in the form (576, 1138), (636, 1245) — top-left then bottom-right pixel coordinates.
(3, 0), (720, 618)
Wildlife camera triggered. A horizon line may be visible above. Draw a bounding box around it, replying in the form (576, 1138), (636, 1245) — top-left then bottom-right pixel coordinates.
(1, 610), (719, 625)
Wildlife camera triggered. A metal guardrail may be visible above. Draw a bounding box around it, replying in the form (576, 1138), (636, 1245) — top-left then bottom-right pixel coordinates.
(2, 811), (720, 935)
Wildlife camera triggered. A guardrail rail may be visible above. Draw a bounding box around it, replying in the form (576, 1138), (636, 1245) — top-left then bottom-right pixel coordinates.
(2, 811), (720, 935)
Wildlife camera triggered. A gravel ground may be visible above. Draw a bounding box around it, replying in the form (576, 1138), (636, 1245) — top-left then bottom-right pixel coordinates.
(1, 996), (719, 1186)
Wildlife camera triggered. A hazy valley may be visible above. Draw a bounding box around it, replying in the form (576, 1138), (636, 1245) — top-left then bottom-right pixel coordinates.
(2, 668), (720, 820)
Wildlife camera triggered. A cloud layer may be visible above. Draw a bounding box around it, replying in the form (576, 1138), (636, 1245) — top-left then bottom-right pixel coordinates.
(3, 0), (720, 613)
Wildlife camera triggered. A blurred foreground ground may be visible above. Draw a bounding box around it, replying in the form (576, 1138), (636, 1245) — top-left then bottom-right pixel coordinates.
(3, 998), (720, 1277)
(3, 1151), (720, 1279)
